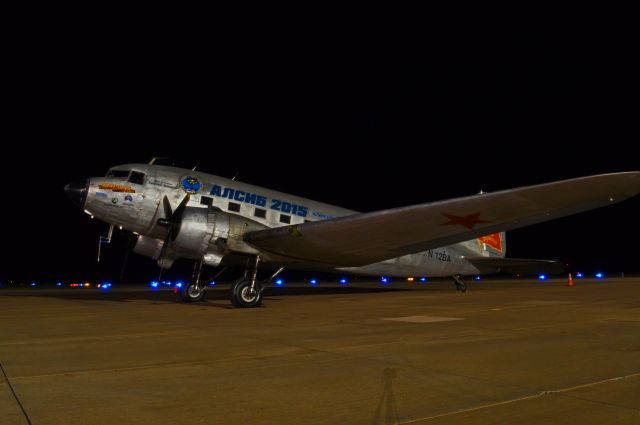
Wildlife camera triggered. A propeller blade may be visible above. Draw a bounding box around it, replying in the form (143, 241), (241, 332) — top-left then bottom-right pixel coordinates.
(156, 224), (175, 281)
(156, 193), (190, 280)
(157, 196), (174, 227)
(174, 194), (190, 218)
(162, 195), (174, 220)
(157, 194), (189, 229)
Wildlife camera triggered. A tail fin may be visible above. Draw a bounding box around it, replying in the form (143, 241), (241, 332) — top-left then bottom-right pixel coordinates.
(477, 231), (506, 257)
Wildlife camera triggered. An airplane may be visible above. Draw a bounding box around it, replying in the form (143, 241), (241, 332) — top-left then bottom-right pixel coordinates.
(64, 164), (640, 307)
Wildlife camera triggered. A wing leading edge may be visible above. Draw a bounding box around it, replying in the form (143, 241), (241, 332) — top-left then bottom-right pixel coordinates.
(244, 172), (640, 267)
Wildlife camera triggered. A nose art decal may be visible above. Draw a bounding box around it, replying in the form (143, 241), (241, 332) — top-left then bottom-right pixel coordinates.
(181, 176), (202, 194)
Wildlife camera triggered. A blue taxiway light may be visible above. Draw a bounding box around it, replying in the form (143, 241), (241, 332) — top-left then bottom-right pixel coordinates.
(275, 278), (284, 286)
(419, 277), (427, 283)
(380, 276), (389, 285)
(175, 282), (183, 288)
(339, 278), (348, 285)
(309, 279), (318, 286)
(208, 281), (216, 286)
(56, 282), (63, 287)
(576, 272), (584, 278)
(538, 274), (547, 281)
(164, 281), (172, 286)
(29, 282), (37, 287)
(474, 276), (482, 281)
(595, 272), (604, 279)
(100, 283), (112, 290)
(150, 281), (159, 289)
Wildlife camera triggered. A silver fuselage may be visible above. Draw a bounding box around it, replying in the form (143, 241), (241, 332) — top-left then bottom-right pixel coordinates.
(83, 164), (502, 277)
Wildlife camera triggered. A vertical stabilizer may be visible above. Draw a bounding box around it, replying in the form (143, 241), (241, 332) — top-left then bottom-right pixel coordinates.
(476, 232), (506, 257)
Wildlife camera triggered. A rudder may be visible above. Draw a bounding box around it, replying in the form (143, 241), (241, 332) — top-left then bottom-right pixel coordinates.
(477, 232), (506, 257)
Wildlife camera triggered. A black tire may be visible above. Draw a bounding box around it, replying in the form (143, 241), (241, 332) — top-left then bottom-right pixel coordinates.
(230, 277), (262, 308)
(180, 283), (207, 303)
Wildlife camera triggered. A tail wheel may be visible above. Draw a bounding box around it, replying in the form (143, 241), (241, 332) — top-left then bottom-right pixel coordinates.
(230, 277), (262, 308)
(180, 282), (207, 303)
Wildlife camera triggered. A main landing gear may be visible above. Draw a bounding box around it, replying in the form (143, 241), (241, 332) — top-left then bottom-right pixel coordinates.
(230, 257), (284, 308)
(452, 274), (467, 293)
(180, 256), (284, 308)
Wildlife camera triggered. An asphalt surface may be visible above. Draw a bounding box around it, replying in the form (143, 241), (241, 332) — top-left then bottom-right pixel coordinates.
(1, 278), (639, 424)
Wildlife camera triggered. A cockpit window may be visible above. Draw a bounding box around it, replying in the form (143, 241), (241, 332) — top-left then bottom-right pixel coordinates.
(128, 171), (146, 185)
(106, 170), (130, 178)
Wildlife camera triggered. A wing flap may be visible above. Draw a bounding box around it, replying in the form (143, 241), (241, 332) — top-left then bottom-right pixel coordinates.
(245, 172), (640, 267)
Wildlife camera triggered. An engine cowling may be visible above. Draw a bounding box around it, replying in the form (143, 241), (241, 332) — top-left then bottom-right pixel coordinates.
(133, 235), (163, 259)
(172, 207), (217, 259)
(133, 207), (267, 268)
(133, 234), (176, 268)
(147, 207), (269, 267)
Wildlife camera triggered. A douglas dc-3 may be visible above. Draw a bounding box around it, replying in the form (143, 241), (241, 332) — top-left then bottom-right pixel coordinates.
(65, 164), (640, 308)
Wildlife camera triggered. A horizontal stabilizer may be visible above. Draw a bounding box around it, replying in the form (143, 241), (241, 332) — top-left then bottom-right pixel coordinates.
(466, 257), (565, 275)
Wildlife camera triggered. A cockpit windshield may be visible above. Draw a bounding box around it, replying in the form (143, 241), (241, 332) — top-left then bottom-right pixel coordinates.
(106, 169), (130, 178)
(105, 169), (146, 185)
(128, 171), (146, 185)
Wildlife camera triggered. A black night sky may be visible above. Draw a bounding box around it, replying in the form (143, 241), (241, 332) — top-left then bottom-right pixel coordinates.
(4, 32), (638, 283)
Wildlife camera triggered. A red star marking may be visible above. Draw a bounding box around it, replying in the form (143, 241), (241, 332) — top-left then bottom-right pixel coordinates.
(441, 212), (492, 230)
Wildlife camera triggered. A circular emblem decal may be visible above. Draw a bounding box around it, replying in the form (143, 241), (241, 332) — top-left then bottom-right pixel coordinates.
(181, 176), (202, 194)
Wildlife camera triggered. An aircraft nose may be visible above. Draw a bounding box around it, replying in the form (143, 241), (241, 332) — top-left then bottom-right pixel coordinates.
(64, 179), (89, 208)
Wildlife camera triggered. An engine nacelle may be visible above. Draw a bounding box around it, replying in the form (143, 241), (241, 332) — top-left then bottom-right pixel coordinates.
(171, 207), (269, 266)
(133, 208), (268, 268)
(133, 235), (163, 259)
(172, 207), (216, 260)
(133, 235), (176, 268)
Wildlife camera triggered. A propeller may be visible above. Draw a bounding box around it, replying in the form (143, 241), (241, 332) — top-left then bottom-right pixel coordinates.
(156, 194), (190, 278)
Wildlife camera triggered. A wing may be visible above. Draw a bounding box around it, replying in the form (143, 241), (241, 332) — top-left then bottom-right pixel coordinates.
(244, 172), (640, 267)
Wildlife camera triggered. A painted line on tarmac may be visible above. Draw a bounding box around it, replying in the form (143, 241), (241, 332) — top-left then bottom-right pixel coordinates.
(399, 371), (640, 424)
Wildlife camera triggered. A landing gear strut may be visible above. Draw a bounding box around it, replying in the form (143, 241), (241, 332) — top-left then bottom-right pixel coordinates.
(180, 261), (207, 302)
(230, 257), (284, 308)
(179, 264), (229, 303)
(452, 274), (467, 293)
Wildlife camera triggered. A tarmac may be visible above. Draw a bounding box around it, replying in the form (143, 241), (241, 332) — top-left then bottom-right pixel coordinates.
(1, 277), (639, 424)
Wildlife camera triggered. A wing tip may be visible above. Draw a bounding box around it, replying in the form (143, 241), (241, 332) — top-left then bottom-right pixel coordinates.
(622, 171), (640, 195)
(596, 171), (640, 197)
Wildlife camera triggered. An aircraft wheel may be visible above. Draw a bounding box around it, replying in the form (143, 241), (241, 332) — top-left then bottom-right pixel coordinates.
(230, 278), (262, 308)
(181, 282), (207, 303)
